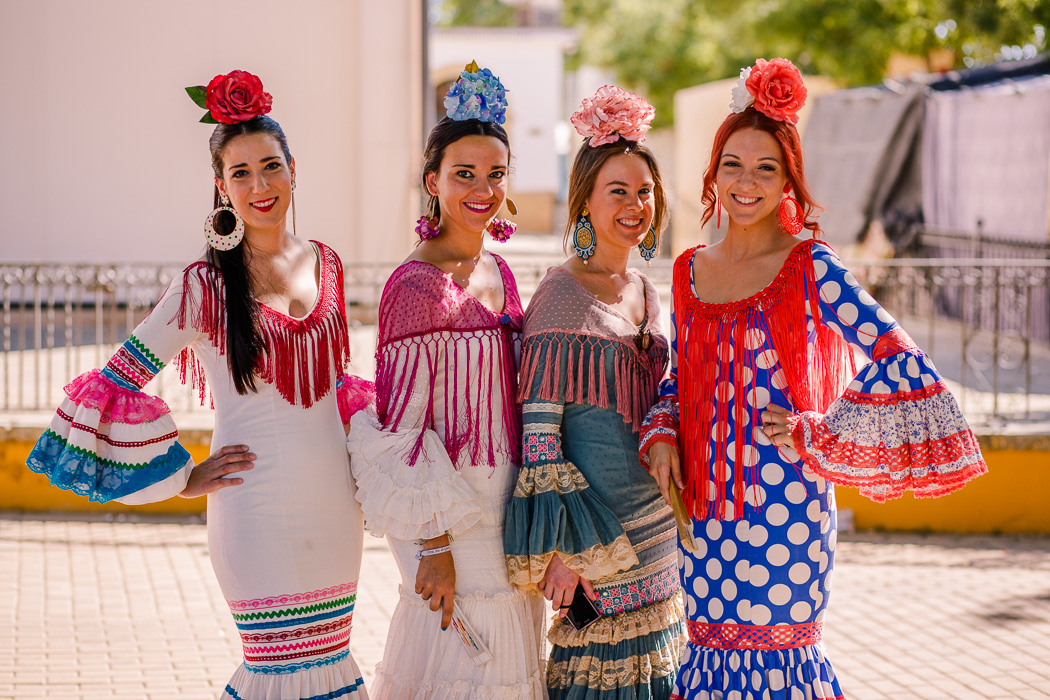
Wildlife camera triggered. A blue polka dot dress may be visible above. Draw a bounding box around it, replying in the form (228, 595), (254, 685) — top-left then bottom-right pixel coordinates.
(639, 239), (986, 700)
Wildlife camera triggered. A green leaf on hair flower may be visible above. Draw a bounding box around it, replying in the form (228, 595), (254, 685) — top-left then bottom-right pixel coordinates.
(199, 112), (219, 124)
(185, 85), (208, 109)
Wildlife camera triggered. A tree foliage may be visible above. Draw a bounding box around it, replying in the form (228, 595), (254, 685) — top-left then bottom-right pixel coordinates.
(436, 0), (1050, 124)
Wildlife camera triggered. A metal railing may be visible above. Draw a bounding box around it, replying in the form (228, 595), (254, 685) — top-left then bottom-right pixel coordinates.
(1, 256), (1047, 425)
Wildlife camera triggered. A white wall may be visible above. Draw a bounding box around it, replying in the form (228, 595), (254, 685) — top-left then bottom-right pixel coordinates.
(0, 0), (421, 265)
(431, 28), (576, 195)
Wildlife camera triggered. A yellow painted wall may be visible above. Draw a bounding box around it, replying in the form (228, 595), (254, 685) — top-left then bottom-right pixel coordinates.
(0, 434), (209, 515)
(837, 446), (1050, 535)
(1, 430), (1046, 533)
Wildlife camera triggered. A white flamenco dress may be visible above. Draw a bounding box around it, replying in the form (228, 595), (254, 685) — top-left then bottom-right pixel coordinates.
(27, 242), (374, 700)
(346, 257), (547, 699)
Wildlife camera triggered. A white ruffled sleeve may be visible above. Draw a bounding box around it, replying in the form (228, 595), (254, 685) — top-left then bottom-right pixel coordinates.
(26, 270), (206, 504)
(345, 334), (482, 541)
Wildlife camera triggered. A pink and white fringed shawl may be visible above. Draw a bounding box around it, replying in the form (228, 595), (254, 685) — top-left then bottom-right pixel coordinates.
(375, 256), (524, 468)
(171, 241), (351, 409)
(519, 267), (668, 432)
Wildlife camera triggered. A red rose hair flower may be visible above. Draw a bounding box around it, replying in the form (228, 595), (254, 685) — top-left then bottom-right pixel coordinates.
(186, 71), (273, 125)
(205, 71), (273, 124)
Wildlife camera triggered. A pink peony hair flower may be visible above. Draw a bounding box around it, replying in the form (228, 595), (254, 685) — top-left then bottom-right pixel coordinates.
(735, 58), (807, 125)
(570, 85), (655, 147)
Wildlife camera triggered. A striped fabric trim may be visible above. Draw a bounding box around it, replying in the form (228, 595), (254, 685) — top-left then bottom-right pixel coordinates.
(687, 620), (823, 650)
(230, 581), (357, 674)
(103, 337), (163, 390)
(57, 408), (178, 448)
(37, 428), (168, 472)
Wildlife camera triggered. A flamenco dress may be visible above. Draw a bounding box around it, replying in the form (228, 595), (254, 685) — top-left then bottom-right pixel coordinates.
(505, 266), (686, 699)
(639, 239), (987, 700)
(27, 241), (375, 700)
(346, 255), (547, 699)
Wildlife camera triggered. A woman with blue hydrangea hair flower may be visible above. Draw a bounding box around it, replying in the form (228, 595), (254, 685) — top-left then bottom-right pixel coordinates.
(346, 62), (546, 698)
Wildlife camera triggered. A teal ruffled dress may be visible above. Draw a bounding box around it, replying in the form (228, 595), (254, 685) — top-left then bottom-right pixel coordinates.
(505, 266), (685, 700)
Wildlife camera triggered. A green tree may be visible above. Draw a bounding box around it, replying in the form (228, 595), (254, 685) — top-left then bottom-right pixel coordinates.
(437, 0), (1049, 124)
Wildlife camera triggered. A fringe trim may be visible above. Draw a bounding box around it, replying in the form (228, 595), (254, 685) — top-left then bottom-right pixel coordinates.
(172, 243), (351, 409)
(548, 592), (684, 648)
(506, 533), (639, 591)
(375, 328), (522, 468)
(675, 240), (854, 520)
(518, 332), (667, 434)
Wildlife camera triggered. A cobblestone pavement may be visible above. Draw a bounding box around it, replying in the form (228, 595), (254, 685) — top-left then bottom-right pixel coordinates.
(1, 513), (1049, 699)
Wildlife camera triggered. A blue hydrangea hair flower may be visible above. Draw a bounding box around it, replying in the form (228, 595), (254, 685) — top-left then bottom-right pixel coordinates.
(443, 61), (508, 124)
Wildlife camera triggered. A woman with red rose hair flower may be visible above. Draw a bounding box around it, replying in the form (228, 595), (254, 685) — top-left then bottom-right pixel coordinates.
(27, 70), (374, 700)
(638, 58), (987, 699)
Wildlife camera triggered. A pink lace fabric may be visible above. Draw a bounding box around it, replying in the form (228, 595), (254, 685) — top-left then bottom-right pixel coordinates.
(337, 374), (376, 424)
(63, 369), (172, 425)
(375, 255), (524, 467)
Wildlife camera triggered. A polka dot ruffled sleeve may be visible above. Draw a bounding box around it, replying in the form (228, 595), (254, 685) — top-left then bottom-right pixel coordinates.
(788, 244), (988, 502)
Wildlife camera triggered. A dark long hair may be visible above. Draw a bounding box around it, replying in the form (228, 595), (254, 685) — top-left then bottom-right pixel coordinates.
(421, 117), (510, 223)
(700, 107), (821, 234)
(563, 139), (667, 252)
(207, 115), (293, 394)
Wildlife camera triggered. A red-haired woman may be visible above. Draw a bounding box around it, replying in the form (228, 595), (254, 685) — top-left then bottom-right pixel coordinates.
(639, 58), (987, 699)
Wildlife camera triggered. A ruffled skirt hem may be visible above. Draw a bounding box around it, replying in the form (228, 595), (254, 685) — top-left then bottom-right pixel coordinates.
(671, 641), (843, 700)
(221, 654), (367, 700)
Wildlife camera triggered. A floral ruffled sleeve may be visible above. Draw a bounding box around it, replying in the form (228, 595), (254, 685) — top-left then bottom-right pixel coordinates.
(26, 271), (207, 505)
(789, 243), (988, 501)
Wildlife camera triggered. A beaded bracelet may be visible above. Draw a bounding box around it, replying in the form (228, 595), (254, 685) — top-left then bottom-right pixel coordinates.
(416, 544), (452, 560)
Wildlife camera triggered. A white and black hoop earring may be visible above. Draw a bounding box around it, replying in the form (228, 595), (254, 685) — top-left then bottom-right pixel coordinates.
(205, 196), (245, 251)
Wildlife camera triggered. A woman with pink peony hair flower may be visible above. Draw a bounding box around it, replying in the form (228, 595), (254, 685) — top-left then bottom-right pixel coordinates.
(639, 57), (987, 699)
(26, 70), (376, 699)
(345, 62), (546, 698)
(504, 85), (685, 699)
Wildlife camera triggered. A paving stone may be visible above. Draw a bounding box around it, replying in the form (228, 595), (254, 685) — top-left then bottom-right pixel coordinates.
(3, 516), (1050, 699)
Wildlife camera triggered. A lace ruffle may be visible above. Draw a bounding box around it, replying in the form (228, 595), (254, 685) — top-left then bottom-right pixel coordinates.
(790, 349), (987, 502)
(548, 591), (685, 648)
(547, 638), (683, 694)
(336, 374), (375, 424)
(64, 369), (171, 424)
(347, 409), (481, 540)
(506, 533), (639, 590)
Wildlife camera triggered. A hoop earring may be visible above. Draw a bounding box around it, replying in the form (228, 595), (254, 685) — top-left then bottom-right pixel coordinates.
(778, 195), (805, 236)
(573, 209), (596, 264)
(638, 223), (657, 266)
(204, 200), (245, 251)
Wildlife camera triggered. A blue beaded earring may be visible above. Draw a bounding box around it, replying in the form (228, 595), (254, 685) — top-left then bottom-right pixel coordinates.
(638, 223), (657, 265)
(573, 208), (596, 263)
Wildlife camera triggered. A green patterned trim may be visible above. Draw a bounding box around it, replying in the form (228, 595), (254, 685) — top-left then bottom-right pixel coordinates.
(231, 595), (357, 621)
(39, 429), (162, 472)
(128, 334), (165, 369)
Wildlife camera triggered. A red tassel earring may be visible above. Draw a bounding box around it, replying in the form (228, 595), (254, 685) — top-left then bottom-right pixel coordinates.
(778, 184), (804, 235)
(716, 196), (722, 229)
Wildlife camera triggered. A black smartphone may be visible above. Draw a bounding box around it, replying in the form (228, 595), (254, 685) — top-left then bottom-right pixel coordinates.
(564, 584), (602, 631)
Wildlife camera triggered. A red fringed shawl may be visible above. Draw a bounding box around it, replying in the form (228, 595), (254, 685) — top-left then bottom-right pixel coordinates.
(171, 241), (351, 409)
(374, 257), (523, 468)
(518, 267), (668, 432)
(676, 240), (855, 520)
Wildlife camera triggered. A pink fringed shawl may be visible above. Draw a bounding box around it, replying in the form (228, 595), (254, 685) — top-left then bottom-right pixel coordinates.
(375, 256), (523, 468)
(675, 239), (855, 520)
(519, 267), (668, 432)
(171, 241), (351, 409)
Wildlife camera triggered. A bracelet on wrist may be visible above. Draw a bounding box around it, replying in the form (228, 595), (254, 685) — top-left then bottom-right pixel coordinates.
(416, 544), (452, 560)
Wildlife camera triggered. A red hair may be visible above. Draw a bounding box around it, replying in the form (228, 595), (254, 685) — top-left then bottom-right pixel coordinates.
(700, 107), (822, 234)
